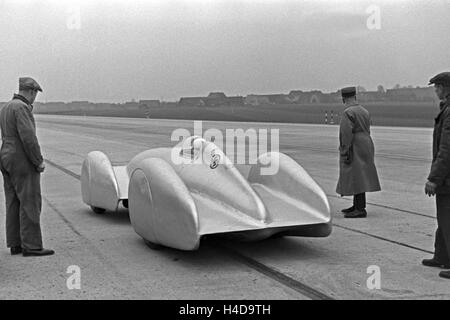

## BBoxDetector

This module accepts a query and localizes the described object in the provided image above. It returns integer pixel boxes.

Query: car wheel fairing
[81,151,120,211]
[144,239,163,250]
[90,206,106,214]
[248,152,331,232]
[128,158,200,251]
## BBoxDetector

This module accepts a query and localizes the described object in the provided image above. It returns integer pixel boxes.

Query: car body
[81,136,331,250]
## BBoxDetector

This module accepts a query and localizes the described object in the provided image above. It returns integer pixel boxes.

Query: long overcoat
[336,105,381,196]
[0,94,44,249]
[428,96,450,194]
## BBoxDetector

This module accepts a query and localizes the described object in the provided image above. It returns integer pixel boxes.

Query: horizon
[0,0,449,103]
[0,82,433,104]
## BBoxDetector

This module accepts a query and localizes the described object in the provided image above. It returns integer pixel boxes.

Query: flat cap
[428,72,450,86]
[341,86,356,98]
[19,77,42,92]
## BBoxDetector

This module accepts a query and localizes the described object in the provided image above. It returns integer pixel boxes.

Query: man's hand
[425,180,437,197]
[37,162,45,173]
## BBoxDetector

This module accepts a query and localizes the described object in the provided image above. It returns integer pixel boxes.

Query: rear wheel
[90,206,106,214]
[144,239,163,250]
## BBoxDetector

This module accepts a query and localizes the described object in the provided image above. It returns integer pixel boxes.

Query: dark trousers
[434,194,450,263]
[2,169,42,250]
[353,193,366,210]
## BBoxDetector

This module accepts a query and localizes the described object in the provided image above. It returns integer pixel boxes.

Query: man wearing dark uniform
[336,87,381,218]
[422,72,450,279]
[0,77,54,257]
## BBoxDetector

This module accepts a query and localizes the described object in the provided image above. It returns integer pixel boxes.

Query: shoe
[341,206,355,213]
[344,209,367,218]
[439,271,450,279]
[22,248,55,257]
[422,258,450,269]
[10,246,22,255]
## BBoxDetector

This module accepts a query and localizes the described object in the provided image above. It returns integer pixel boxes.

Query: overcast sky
[0,0,449,102]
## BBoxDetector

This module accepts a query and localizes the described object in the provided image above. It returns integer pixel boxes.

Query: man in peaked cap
[19,77,43,92]
[422,72,450,279]
[336,86,381,218]
[0,77,54,257]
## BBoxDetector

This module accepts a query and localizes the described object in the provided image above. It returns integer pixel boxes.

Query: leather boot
[422,258,450,269]
[22,248,55,257]
[341,206,355,213]
[344,209,367,218]
[10,246,22,255]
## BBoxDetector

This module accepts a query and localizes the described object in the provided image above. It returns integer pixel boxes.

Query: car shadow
[131,235,330,270]
[80,206,131,225]
[208,236,329,262]
[80,204,331,267]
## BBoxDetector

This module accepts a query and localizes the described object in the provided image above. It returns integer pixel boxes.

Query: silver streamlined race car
[81,136,331,250]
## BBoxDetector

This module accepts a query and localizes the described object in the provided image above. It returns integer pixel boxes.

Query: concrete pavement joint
[41,185,145,296]
[333,224,433,254]
[284,145,430,163]
[45,159,81,180]
[43,195,83,238]
[211,242,334,300]
[327,193,435,220]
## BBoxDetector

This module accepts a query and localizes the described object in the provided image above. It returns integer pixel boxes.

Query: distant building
[67,101,92,111]
[70,101,90,105]
[179,97,206,107]
[265,94,291,104]
[226,96,245,106]
[139,100,161,108]
[324,91,342,103]
[43,101,66,106]
[95,103,119,111]
[386,87,436,102]
[122,101,140,110]
[245,95,272,106]
[27,85,437,115]
[35,101,66,112]
[207,92,227,100]
[179,93,243,107]
[287,90,303,103]
[162,102,179,108]
[288,90,325,104]
[358,91,385,102]
[204,92,228,107]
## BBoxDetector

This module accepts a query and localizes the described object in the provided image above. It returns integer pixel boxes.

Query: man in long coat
[336,87,381,218]
[422,72,450,279]
[0,77,54,256]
